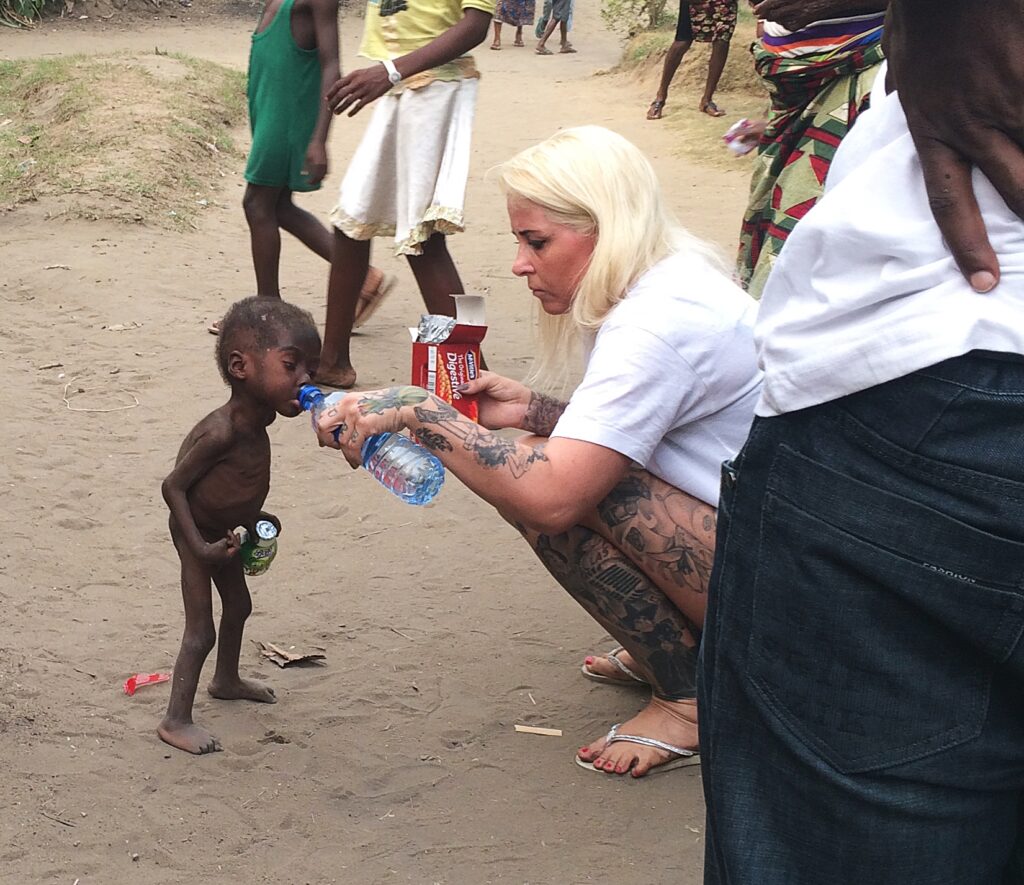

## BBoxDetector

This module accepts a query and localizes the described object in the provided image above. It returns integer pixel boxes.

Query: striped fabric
[761,12,885,58]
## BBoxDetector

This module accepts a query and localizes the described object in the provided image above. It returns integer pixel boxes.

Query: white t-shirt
[755,65,1024,417]
[551,251,762,506]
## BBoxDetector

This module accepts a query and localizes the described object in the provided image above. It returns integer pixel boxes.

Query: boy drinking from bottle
[159,297,321,755]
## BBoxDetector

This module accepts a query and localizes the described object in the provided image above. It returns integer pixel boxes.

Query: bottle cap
[255,519,278,541]
[298,384,323,411]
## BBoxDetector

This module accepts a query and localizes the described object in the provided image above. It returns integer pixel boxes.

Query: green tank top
[244,0,323,191]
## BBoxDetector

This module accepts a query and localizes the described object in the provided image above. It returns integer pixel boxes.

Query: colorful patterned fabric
[494,0,534,24]
[689,0,737,43]
[737,39,885,298]
[761,13,885,58]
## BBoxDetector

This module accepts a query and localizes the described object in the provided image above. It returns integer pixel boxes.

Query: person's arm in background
[886,0,1024,293]
[303,0,342,186]
[750,0,887,34]
[326,7,491,117]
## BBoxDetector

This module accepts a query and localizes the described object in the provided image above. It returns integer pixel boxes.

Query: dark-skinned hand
[327,64,393,117]
[886,0,1024,292]
[751,0,885,33]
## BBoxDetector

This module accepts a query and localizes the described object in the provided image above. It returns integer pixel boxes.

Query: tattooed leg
[585,466,715,626]
[573,466,714,683]
[525,524,700,699]
[521,521,700,775]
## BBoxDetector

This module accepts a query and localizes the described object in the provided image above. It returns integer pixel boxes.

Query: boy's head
[216,296,322,415]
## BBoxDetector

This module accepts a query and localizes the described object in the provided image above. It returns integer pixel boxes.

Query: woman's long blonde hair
[494,125,719,386]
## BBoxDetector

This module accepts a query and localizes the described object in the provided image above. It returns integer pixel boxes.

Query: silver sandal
[580,646,650,686]
[576,723,700,774]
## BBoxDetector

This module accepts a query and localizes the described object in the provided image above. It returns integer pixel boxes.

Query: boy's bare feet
[576,696,698,777]
[158,719,222,755]
[208,676,277,703]
[314,366,357,389]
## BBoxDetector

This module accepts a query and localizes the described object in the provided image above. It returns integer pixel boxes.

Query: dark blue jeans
[700,351,1024,885]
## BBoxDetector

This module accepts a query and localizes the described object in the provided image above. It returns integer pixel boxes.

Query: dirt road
[1,7,749,883]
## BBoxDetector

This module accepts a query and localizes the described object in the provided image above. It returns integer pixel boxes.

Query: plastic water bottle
[298,385,445,506]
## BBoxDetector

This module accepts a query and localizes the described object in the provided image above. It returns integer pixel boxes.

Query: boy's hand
[199,530,241,568]
[328,64,393,117]
[303,142,328,186]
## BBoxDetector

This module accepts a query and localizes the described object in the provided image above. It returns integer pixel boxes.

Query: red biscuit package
[411,294,487,421]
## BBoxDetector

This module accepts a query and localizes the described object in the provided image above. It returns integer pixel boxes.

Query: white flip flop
[580,646,650,687]
[575,723,700,776]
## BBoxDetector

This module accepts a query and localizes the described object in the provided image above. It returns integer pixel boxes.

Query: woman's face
[507,198,595,315]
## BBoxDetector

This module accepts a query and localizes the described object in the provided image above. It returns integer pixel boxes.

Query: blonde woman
[315,126,762,777]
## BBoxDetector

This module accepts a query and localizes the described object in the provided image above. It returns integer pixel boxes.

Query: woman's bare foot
[582,647,649,686]
[314,366,357,390]
[158,718,222,755]
[577,697,698,777]
[207,676,277,703]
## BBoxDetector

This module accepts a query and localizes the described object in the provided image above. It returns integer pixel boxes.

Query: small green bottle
[239,519,278,576]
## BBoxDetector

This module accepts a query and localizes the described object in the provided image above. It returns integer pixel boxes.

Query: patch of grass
[0,51,246,228]
[613,10,768,171]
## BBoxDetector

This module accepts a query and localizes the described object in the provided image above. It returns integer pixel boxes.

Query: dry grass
[0,51,246,227]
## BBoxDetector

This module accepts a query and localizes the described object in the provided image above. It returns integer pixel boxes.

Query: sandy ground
[0,7,750,883]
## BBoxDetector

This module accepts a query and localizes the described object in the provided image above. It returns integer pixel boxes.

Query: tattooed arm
[316,387,631,534]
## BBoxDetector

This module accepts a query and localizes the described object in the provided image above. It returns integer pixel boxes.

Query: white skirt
[330,77,479,256]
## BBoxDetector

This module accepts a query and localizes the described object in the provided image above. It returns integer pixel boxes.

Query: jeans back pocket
[746,445,1024,774]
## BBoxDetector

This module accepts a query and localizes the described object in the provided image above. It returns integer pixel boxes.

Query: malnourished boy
[159,297,321,754]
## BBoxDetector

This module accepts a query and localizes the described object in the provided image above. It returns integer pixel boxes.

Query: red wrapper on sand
[124,672,171,696]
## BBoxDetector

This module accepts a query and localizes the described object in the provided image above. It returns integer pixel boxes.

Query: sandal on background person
[647,98,666,120]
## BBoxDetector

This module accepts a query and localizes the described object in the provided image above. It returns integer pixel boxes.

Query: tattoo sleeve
[521,391,567,436]
[358,386,429,415]
[413,400,549,479]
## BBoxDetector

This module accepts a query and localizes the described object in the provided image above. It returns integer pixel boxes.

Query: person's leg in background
[698,38,730,116]
[319,230,371,389]
[695,0,735,116]
[648,0,693,120]
[701,354,1024,884]
[242,183,286,298]
[405,232,461,318]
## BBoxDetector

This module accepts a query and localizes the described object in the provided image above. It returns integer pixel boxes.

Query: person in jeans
[700,0,1024,881]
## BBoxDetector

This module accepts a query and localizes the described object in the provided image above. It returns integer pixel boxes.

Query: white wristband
[381,58,402,86]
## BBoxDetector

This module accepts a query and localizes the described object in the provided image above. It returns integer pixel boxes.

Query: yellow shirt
[359,0,495,69]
